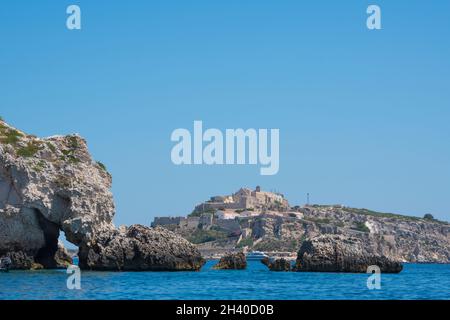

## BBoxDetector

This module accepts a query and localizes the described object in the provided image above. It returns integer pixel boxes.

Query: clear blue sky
[1,0,449,226]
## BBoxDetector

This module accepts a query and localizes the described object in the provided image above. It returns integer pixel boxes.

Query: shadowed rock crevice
[34,208,60,268]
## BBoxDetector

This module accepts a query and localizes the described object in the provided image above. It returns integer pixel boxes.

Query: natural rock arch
[0,119,204,271]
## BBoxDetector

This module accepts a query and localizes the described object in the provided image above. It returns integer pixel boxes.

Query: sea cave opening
[34,208,60,268]
[33,208,78,268]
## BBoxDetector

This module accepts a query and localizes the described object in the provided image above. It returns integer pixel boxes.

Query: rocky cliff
[0,119,204,270]
[297,206,449,263]
[170,206,449,263]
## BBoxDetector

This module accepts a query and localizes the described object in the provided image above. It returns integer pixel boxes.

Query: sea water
[0,261,449,300]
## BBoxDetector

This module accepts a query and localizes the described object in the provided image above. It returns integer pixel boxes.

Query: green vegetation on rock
[60,137,81,164]
[344,207,422,221]
[67,136,79,149]
[96,161,107,172]
[46,142,57,153]
[351,221,370,233]
[33,160,47,172]
[189,208,216,217]
[17,141,42,158]
[236,237,254,248]
[253,238,295,252]
[186,228,229,244]
[0,125,23,145]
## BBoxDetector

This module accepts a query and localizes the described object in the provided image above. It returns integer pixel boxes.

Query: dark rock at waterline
[79,225,205,271]
[261,257,292,271]
[2,243,73,270]
[55,242,73,268]
[295,235,403,273]
[213,252,247,270]
[0,256,12,271]
[1,251,34,270]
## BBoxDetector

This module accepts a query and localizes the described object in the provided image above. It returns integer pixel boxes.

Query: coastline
[1,262,449,300]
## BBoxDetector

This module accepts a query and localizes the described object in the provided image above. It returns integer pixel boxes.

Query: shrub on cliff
[17,141,42,157]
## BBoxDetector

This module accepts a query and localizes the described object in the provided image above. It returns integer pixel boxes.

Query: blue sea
[1,261,449,300]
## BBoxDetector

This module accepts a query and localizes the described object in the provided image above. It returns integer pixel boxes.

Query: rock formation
[80,225,205,271]
[213,252,247,270]
[261,257,292,271]
[54,241,73,268]
[0,119,204,271]
[171,204,449,263]
[295,234,403,273]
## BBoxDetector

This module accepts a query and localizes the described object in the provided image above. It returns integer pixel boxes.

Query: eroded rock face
[261,257,292,271]
[0,119,204,271]
[2,251,34,270]
[295,234,403,273]
[213,252,247,270]
[79,225,205,271]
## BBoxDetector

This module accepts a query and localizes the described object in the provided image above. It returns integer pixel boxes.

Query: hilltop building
[151,186,297,233]
[193,186,289,214]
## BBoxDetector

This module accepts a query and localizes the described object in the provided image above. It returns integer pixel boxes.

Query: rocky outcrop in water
[213,252,247,270]
[80,225,205,271]
[295,234,403,273]
[0,119,204,271]
[261,257,292,271]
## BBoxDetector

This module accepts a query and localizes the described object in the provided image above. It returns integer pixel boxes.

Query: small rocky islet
[262,257,292,272]
[0,119,445,273]
[212,252,247,270]
[260,234,402,273]
[294,234,403,273]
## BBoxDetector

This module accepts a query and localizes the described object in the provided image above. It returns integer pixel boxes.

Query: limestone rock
[55,241,73,268]
[79,225,205,271]
[261,257,292,271]
[2,251,34,270]
[295,234,403,273]
[213,252,247,270]
[0,119,204,271]
[172,205,449,264]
